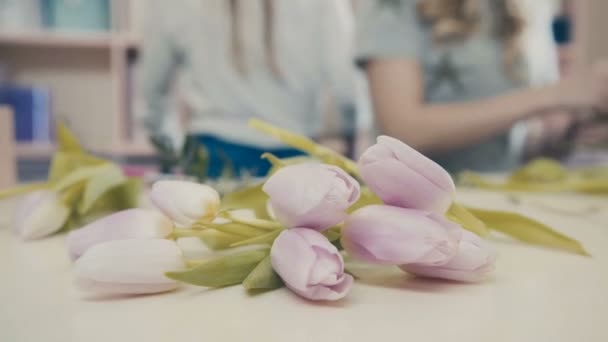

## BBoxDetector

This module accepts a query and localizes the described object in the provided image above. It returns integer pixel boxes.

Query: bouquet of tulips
[59,120,589,302]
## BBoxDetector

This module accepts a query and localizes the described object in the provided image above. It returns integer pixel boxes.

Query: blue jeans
[191,134,304,178]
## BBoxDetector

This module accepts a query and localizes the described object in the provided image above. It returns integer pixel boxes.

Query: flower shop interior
[1,1,608,342]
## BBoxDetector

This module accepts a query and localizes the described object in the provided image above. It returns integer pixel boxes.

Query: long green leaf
[166,249,269,288]
[465,207,589,255]
[242,256,283,291]
[446,203,490,237]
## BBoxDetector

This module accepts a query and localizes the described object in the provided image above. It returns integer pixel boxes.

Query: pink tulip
[66,208,174,261]
[342,205,461,266]
[358,136,455,213]
[401,230,496,282]
[13,190,70,240]
[150,180,220,228]
[271,228,353,301]
[74,239,185,295]
[263,163,360,231]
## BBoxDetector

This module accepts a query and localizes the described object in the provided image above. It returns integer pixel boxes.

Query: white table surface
[1,189,608,342]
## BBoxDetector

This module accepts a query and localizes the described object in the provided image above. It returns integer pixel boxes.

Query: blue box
[42,0,110,32]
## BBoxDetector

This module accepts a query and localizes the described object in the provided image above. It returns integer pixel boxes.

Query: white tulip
[74,239,185,295]
[13,190,70,240]
[66,208,174,261]
[150,180,220,228]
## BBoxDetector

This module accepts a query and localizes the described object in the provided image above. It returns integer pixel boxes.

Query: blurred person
[140,0,356,177]
[356,0,608,173]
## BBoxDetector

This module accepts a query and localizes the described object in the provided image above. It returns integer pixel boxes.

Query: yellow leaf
[465,207,589,256]
[249,119,359,176]
[56,122,83,153]
[446,203,490,237]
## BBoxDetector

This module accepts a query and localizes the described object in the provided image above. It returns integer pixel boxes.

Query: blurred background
[0,0,607,186]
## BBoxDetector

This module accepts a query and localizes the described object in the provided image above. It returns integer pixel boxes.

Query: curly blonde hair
[416,0,525,76]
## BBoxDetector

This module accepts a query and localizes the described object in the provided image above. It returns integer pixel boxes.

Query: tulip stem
[170,229,209,239]
[219,212,283,231]
[185,259,206,268]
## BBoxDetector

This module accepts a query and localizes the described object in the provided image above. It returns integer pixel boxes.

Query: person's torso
[398,0,531,172]
[164,0,352,146]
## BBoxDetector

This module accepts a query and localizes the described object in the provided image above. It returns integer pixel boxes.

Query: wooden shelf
[15,143,55,158]
[0,31,114,49]
[95,142,155,157]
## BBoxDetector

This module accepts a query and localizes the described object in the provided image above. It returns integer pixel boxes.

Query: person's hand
[555,60,608,111]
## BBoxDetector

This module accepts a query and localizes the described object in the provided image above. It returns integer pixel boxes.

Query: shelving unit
[1,0,151,159]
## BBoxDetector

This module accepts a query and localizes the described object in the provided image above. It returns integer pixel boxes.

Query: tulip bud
[401,230,496,282]
[66,208,174,261]
[13,190,70,240]
[271,228,353,301]
[342,205,461,266]
[263,163,360,231]
[74,239,185,295]
[150,180,220,228]
[358,136,455,213]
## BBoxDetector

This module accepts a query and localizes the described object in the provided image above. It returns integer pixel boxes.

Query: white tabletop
[1,189,608,342]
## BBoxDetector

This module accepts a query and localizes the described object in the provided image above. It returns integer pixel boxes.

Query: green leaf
[166,249,269,288]
[48,152,105,182]
[78,164,127,214]
[229,229,283,248]
[220,183,270,219]
[242,256,283,291]
[52,163,115,192]
[446,203,490,237]
[84,178,140,214]
[56,122,84,153]
[60,182,86,208]
[249,119,359,176]
[465,207,589,256]
[198,230,246,250]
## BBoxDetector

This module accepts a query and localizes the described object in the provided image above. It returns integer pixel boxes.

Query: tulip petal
[74,239,184,295]
[264,163,336,217]
[342,205,461,265]
[14,190,70,240]
[66,208,174,261]
[271,229,353,301]
[264,163,360,230]
[376,136,455,193]
[150,180,220,228]
[271,230,317,291]
[401,230,496,282]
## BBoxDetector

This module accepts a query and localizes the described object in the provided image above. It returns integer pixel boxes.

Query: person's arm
[139,2,180,141]
[366,58,559,153]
